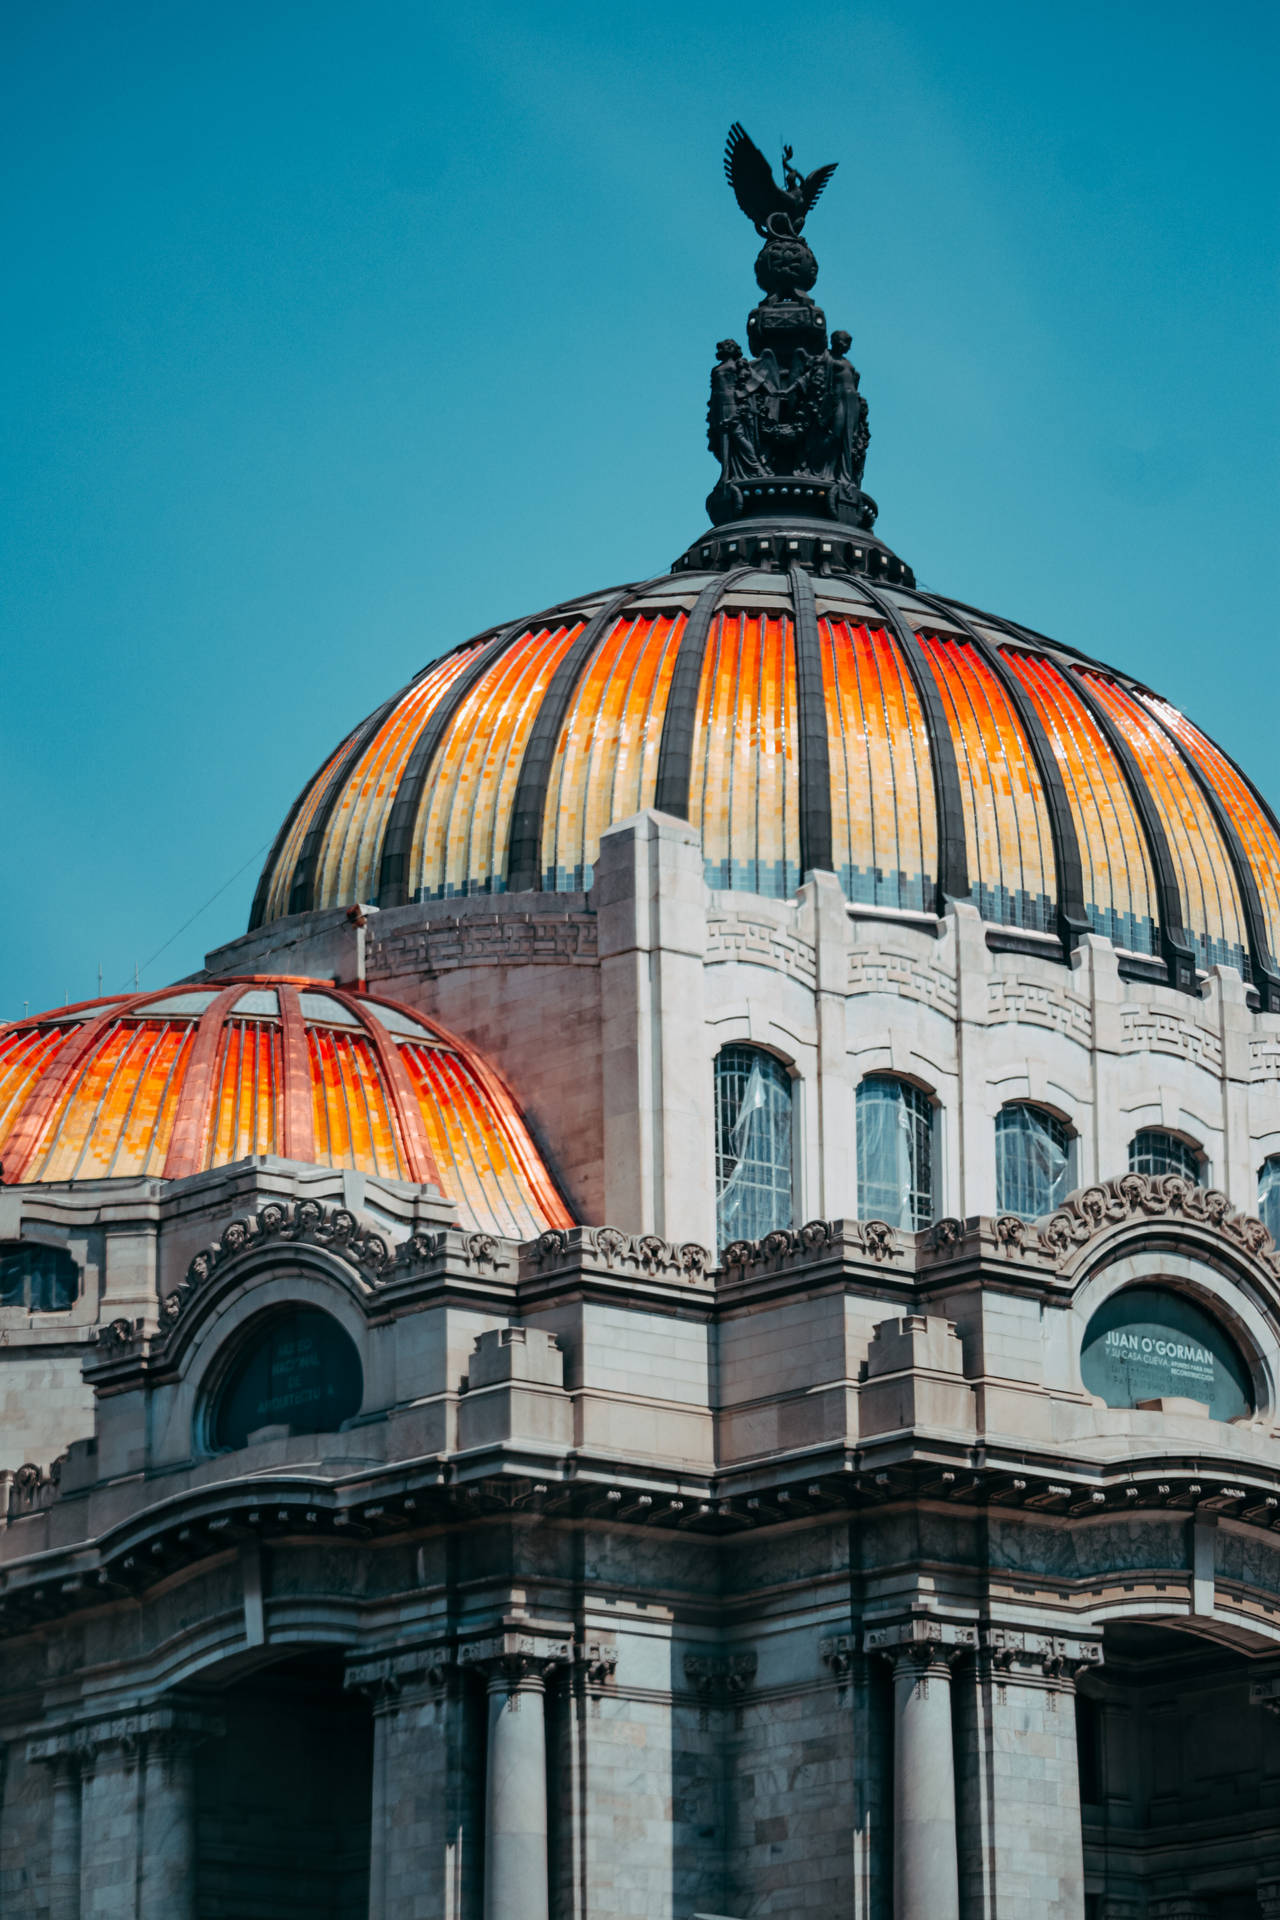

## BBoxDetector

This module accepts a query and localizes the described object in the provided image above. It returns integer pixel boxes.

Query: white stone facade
[1,813,1279,1915]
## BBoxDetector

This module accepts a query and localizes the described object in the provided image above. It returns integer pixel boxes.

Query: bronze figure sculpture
[707,126,875,533]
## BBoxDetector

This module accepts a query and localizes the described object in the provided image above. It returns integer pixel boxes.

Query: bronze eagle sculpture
[724,123,838,238]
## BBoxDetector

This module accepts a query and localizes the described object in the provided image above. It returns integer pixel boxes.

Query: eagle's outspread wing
[725,122,785,233]
[801,162,838,218]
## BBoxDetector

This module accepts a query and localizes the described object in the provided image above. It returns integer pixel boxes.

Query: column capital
[1250,1674,1280,1715]
[864,1615,976,1671]
[1256,1880,1280,1920]
[345,1645,453,1707]
[27,1704,222,1769]
[980,1627,1104,1686]
[460,1629,573,1690]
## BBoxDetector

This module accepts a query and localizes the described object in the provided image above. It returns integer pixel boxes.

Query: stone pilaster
[138,1724,208,1920]
[346,1647,476,1920]
[47,1753,80,1920]
[28,1706,219,1920]
[460,1631,571,1920]
[595,810,712,1248]
[955,1631,1099,1920]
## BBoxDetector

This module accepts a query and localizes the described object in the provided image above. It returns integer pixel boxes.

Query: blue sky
[2,0,1276,1017]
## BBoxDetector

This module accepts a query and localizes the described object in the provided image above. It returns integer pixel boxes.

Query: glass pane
[213,1307,363,1450]
[366,1001,436,1040]
[996,1105,1073,1219]
[0,1243,79,1312]
[714,1046,793,1248]
[1128,1130,1201,1184]
[297,992,361,1028]
[133,990,218,1017]
[856,1077,934,1229]
[231,988,280,1017]
[1260,1157,1280,1242]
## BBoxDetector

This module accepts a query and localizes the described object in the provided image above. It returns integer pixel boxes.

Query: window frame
[995,1101,1077,1221]
[855,1072,938,1231]
[713,1043,797,1250]
[1127,1128,1204,1186]
[1259,1155,1280,1242]
[0,1241,81,1314]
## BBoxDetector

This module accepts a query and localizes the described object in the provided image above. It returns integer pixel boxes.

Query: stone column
[461,1632,569,1920]
[78,1727,142,1919]
[347,1648,477,1920]
[47,1754,81,1920]
[956,1634,1097,1920]
[29,1706,219,1920]
[138,1725,207,1920]
[889,1646,960,1920]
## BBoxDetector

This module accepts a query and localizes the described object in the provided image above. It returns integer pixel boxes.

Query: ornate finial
[708,125,876,534]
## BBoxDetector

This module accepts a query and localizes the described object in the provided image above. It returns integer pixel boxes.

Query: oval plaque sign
[213,1307,363,1451]
[1081,1286,1252,1420]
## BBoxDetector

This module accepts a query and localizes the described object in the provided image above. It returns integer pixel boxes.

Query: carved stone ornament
[528,1225,709,1284]
[981,1628,1103,1681]
[820,1634,856,1680]
[862,1617,978,1664]
[718,1217,900,1274]
[459,1631,573,1691]
[683,1650,758,1704]
[164,1199,394,1326]
[345,1648,451,1705]
[27,1706,223,1769]
[997,1172,1277,1273]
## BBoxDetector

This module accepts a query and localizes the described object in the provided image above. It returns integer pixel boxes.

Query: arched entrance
[1079,1621,1280,1916]
[194,1651,372,1918]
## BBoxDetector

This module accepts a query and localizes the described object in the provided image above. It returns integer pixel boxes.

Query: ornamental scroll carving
[719,1217,901,1273]
[164,1199,394,1327]
[528,1226,710,1285]
[996,1173,1276,1273]
[167,1205,519,1331]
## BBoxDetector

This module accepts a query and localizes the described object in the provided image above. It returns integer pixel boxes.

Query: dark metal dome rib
[249,561,1280,1005]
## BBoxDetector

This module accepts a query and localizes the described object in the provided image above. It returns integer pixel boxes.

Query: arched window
[995,1104,1074,1219]
[0,1243,79,1312]
[210,1306,363,1452]
[1260,1156,1280,1241]
[856,1076,935,1230]
[714,1045,793,1248]
[1128,1130,1202,1185]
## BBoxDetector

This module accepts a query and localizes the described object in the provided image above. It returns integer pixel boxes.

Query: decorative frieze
[27,1706,222,1767]
[995,1171,1275,1273]
[706,914,816,985]
[981,1627,1102,1681]
[165,1199,394,1328]
[371,910,598,978]
[987,975,1091,1044]
[848,948,956,1016]
[719,1215,900,1273]
[526,1224,710,1285]
[1250,1038,1280,1082]
[1119,1006,1222,1072]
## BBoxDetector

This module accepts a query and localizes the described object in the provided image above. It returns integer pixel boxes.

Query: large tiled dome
[250,561,1280,999]
[0,977,570,1238]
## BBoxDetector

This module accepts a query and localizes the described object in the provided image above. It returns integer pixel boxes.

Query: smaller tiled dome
[0,977,570,1241]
